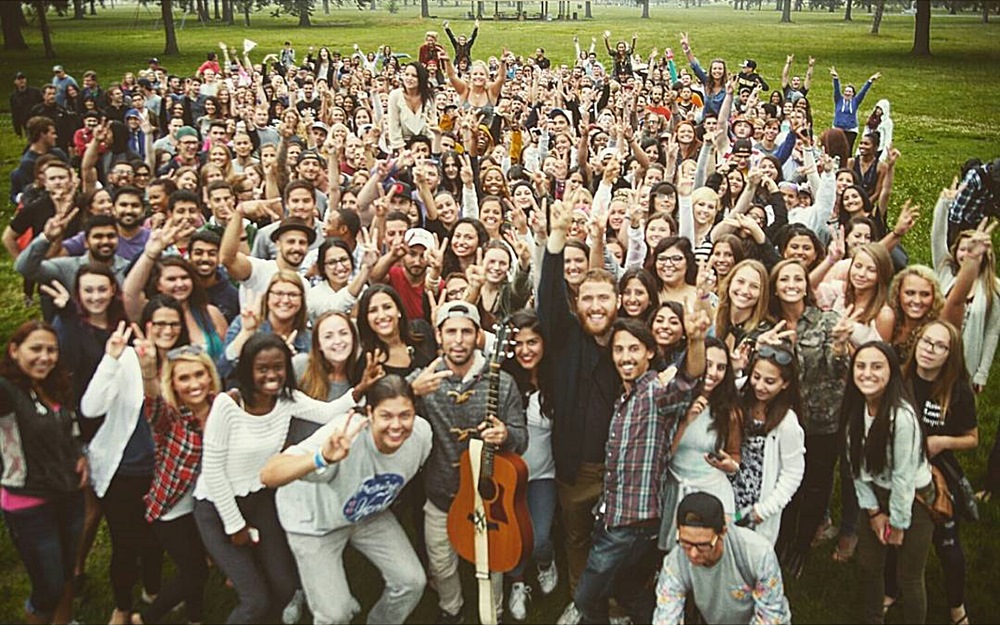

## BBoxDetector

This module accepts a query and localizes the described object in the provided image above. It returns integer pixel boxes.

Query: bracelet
[868,509,884,519]
[314,449,329,470]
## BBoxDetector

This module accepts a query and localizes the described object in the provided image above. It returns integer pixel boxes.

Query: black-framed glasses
[324,256,352,268]
[757,344,794,366]
[166,344,205,361]
[918,335,950,355]
[675,532,720,554]
[656,254,686,266]
[150,320,183,330]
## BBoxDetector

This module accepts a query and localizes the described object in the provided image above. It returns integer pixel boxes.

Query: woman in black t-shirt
[900,320,977,625]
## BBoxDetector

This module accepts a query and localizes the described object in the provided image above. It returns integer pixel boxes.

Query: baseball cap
[778,181,799,193]
[310,121,329,133]
[742,59,757,70]
[436,300,481,329]
[269,218,318,244]
[125,108,142,120]
[548,107,571,122]
[15,71,26,79]
[175,126,199,140]
[676,492,725,533]
[732,138,753,156]
[298,149,327,167]
[405,228,435,250]
[52,65,64,73]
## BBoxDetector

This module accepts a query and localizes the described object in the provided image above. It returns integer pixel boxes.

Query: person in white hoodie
[261,375,431,624]
[863,98,894,163]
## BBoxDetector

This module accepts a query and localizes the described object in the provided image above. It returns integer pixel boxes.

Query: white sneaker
[537,561,559,595]
[609,616,634,625]
[282,588,306,624]
[556,601,582,625]
[508,582,531,621]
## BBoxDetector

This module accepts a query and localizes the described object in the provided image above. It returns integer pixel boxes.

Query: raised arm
[220,206,253,281]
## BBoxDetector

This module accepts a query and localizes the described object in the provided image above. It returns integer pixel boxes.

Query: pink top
[1,488,47,511]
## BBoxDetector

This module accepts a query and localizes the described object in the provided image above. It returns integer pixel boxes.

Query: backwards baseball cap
[742,59,757,70]
[676,492,725,533]
[778,181,799,194]
[731,138,753,156]
[405,228,435,251]
[436,300,481,329]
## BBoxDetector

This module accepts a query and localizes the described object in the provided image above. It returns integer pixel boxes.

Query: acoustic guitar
[447,322,533,623]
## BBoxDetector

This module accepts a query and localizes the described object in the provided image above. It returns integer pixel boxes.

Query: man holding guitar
[408,300,527,624]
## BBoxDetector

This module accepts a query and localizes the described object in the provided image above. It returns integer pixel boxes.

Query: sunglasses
[756,344,794,366]
[167,344,205,361]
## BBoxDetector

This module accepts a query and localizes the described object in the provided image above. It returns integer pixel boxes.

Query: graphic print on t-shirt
[342,473,405,522]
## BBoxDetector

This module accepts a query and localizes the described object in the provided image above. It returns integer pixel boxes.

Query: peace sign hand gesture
[42,205,80,242]
[831,304,863,349]
[356,350,386,396]
[105,320,134,360]
[756,319,797,347]
[411,357,454,397]
[320,409,370,465]
[39,280,71,310]
[241,290,263,334]
[465,248,486,292]
[357,227,380,270]
[132,323,158,378]
[503,230,531,271]
[425,233,448,274]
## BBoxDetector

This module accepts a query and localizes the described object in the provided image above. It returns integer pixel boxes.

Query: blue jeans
[510,478,557,579]
[3,491,84,619]
[573,517,661,624]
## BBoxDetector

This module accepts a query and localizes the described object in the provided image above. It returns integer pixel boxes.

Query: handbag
[916,465,953,524]
[939,460,980,522]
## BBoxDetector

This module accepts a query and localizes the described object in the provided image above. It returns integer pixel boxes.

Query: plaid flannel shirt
[949,166,995,229]
[143,394,210,523]
[604,368,699,529]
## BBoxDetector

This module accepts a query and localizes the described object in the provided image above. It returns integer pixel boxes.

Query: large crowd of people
[3,19,999,625]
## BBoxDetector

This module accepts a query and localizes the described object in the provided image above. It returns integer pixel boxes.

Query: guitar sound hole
[478,478,496,501]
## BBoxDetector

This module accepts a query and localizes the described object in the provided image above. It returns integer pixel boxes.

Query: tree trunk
[35,2,55,58]
[224,0,234,23]
[844,0,852,20]
[871,0,884,33]
[0,1,28,49]
[90,0,97,14]
[162,0,180,55]
[214,0,220,19]
[421,0,429,16]
[298,8,311,25]
[911,0,930,55]
[244,0,251,26]
[781,0,791,21]
[983,2,989,22]
[73,0,86,19]
[948,1,956,15]
[641,0,649,18]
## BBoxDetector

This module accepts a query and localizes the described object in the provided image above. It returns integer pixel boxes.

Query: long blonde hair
[902,320,968,422]
[161,352,221,410]
[845,243,893,326]
[945,229,1000,319]
[715,259,770,342]
[889,264,945,355]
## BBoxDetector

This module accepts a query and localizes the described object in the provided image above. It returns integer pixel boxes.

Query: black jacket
[10,86,43,137]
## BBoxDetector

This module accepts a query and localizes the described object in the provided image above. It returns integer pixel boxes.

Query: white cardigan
[80,350,145,498]
[752,409,806,545]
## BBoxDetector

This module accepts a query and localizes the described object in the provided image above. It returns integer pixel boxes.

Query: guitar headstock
[490,317,518,366]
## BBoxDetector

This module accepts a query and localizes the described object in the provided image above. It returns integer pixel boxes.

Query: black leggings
[144,513,208,623]
[779,432,841,554]
[99,474,163,611]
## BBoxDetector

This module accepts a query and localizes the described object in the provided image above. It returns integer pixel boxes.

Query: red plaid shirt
[142,394,211,522]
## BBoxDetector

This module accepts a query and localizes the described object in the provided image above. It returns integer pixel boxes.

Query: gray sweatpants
[287,510,425,624]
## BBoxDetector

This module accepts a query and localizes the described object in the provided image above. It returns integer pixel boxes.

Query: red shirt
[387,265,427,322]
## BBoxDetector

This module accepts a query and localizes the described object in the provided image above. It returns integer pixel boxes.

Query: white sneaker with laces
[556,601,582,625]
[537,561,559,595]
[282,588,306,624]
[508,581,531,621]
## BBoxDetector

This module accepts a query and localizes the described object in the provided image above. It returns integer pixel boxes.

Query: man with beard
[16,213,130,321]
[188,229,239,322]
[62,186,150,261]
[221,185,315,307]
[567,313,708,624]
[4,160,75,257]
[252,176,325,260]
[371,227,434,322]
[406,301,527,624]
[536,198,622,622]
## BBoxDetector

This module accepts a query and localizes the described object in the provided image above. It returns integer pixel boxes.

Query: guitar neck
[482,361,501,479]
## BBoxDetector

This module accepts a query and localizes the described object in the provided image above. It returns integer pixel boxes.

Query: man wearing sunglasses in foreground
[653,491,791,625]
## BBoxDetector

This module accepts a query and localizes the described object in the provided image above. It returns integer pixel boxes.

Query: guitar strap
[467,438,497,625]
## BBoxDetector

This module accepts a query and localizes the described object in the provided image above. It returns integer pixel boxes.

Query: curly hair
[888,264,945,357]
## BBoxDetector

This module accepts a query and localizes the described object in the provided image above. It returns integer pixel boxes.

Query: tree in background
[162,0,179,54]
[271,0,315,26]
[870,0,884,33]
[912,0,930,55]
[1,1,28,49]
[781,0,791,22]
[34,1,55,57]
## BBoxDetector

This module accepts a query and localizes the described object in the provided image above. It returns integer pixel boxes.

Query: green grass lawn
[0,3,998,623]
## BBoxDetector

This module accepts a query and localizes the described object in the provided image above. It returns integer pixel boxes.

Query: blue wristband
[314,450,329,470]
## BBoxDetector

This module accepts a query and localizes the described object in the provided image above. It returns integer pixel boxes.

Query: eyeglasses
[445,287,468,299]
[324,257,352,267]
[269,290,303,300]
[167,344,205,361]
[675,533,720,554]
[656,254,686,266]
[150,320,183,330]
[757,344,794,365]
[918,335,950,355]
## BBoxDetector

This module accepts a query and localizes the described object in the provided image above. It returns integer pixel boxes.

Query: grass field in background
[0,3,998,622]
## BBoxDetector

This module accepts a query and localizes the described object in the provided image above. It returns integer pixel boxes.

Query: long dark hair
[74,263,127,328]
[647,236,697,290]
[140,294,191,349]
[357,284,422,354]
[617,267,659,322]
[404,61,435,109]
[442,218,488,277]
[740,341,803,435]
[502,309,554,419]
[843,341,919,477]
[0,321,72,406]
[703,336,740,453]
[236,333,297,403]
